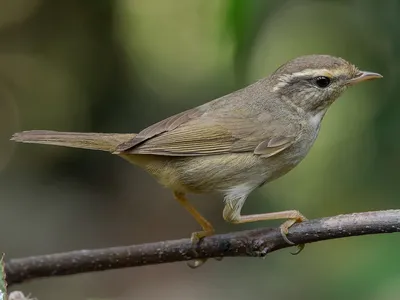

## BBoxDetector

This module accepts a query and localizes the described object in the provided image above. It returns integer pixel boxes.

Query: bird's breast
[261,121,321,183]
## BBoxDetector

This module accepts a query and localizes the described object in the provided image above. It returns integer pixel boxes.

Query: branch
[5,209,400,286]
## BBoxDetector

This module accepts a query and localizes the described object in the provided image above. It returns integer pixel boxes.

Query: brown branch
[5,209,400,286]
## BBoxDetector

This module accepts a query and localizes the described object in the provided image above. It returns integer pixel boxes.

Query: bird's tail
[11,130,136,152]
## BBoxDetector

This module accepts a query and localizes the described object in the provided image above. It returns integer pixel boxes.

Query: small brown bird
[11,55,382,265]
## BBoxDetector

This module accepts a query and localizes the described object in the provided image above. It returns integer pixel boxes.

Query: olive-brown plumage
[11,54,382,267]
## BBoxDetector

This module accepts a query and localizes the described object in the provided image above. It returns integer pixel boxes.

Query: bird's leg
[174,192,215,268]
[174,191,215,242]
[223,201,307,254]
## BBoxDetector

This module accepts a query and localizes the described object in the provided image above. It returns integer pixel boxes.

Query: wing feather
[116,105,300,157]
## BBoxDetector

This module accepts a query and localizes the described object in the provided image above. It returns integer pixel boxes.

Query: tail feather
[11,130,136,152]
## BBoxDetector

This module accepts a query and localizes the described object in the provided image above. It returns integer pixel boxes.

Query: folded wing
[116,107,300,157]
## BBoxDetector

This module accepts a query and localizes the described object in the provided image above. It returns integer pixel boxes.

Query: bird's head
[270,54,382,115]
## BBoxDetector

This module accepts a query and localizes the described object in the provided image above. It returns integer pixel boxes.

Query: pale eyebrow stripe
[272,68,341,92]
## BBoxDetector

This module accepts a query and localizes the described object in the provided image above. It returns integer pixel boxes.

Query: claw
[290,244,305,255]
[280,226,295,245]
[187,258,207,268]
[187,256,223,268]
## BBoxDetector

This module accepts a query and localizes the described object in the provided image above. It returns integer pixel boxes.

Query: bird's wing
[116,106,301,157]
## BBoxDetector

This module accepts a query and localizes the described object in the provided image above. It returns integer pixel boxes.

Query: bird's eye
[314,76,331,88]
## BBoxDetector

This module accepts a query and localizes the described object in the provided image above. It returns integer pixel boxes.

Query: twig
[5,209,400,286]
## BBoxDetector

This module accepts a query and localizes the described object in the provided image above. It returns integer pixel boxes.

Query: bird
[11,54,382,267]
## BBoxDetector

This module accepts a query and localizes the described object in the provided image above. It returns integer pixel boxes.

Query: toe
[190,233,201,244]
[190,230,214,244]
[280,226,295,245]
[187,259,207,268]
[290,244,305,255]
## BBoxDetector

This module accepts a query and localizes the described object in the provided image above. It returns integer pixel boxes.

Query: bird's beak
[347,71,383,86]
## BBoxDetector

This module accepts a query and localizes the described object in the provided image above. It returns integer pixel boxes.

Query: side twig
[5,209,400,286]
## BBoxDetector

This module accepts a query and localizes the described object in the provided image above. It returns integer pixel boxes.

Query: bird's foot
[187,230,215,269]
[279,214,307,255]
[190,230,214,244]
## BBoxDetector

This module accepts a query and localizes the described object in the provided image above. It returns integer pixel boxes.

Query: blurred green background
[1,0,399,299]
